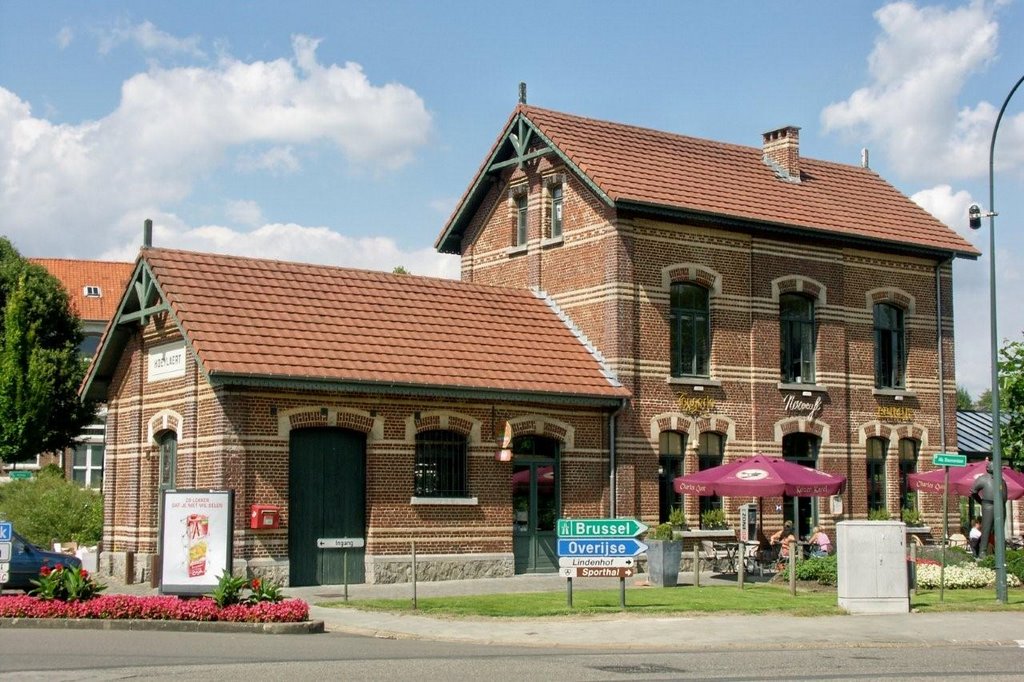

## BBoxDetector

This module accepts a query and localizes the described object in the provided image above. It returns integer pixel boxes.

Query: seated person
[968,518,982,557]
[770,521,796,558]
[809,526,832,557]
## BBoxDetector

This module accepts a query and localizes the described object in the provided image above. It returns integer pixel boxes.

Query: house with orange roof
[0,259,131,485]
[85,95,979,587]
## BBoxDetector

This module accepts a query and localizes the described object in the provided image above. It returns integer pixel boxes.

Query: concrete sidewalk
[109,572,1024,650]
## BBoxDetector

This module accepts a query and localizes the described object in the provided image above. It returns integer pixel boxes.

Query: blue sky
[1,0,1022,398]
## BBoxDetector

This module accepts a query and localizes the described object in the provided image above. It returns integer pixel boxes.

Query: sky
[0,0,1022,399]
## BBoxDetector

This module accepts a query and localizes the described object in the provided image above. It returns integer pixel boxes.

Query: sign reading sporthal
[556,519,648,579]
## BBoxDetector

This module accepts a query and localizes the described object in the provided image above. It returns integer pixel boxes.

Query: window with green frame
[874,303,906,388]
[658,431,686,524]
[549,185,563,238]
[698,432,724,521]
[898,437,918,510]
[670,283,710,377]
[780,293,815,383]
[515,194,528,246]
[158,432,177,490]
[866,437,887,513]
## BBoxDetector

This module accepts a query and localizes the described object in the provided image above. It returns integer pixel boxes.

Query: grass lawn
[321,584,845,618]
[320,584,1024,619]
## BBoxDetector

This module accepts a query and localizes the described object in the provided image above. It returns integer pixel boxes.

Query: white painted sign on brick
[148,342,186,382]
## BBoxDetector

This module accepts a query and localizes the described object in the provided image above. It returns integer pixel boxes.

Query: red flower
[81,569,89,579]
[54,563,64,572]
[251,578,261,589]
[40,566,51,577]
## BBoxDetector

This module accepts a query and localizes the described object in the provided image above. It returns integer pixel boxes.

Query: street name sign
[933,452,967,467]
[8,471,31,480]
[558,556,635,568]
[0,521,11,542]
[556,519,648,538]
[316,538,365,549]
[557,538,647,557]
[559,566,635,579]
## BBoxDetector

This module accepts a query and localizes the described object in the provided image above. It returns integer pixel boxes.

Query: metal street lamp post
[969,73,1024,603]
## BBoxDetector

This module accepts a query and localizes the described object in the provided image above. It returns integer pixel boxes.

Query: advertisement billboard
[159,489,234,595]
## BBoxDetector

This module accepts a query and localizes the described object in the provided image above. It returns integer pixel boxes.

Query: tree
[999,336,1024,470]
[0,238,96,464]
[976,389,992,411]
[392,266,410,275]
[956,385,974,410]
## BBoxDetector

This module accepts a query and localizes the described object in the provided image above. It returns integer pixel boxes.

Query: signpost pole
[619,577,626,610]
[693,543,700,588]
[343,551,349,603]
[566,577,573,608]
[940,466,948,603]
[412,540,418,611]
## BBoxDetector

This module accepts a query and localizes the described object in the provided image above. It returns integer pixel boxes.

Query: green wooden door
[289,427,366,586]
[511,436,559,574]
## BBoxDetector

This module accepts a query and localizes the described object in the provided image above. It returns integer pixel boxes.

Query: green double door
[511,436,560,574]
[289,428,366,586]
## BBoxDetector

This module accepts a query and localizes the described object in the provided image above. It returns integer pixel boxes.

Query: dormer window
[83,285,102,297]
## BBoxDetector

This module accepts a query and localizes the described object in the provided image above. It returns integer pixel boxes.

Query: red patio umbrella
[907,460,1024,500]
[673,454,846,497]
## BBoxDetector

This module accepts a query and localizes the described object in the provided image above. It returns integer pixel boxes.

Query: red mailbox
[249,504,280,530]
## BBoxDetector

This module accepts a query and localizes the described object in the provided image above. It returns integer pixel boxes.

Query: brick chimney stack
[762,126,801,181]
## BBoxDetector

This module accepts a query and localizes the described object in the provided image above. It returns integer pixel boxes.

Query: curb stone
[0,617,324,635]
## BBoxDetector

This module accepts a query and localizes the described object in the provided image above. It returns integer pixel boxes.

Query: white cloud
[96,20,205,58]
[0,34,432,258]
[56,27,74,50]
[236,145,300,174]
[225,199,264,227]
[820,1,1024,182]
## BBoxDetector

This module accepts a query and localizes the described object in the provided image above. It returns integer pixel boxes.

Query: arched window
[670,283,710,377]
[158,431,177,491]
[415,430,468,497]
[780,293,815,383]
[874,303,906,388]
[782,432,820,538]
[898,438,919,513]
[698,432,724,522]
[866,437,888,513]
[658,431,686,524]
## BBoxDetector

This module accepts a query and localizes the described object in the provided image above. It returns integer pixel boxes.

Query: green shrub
[978,549,1024,583]
[0,468,102,546]
[916,544,974,566]
[700,509,728,530]
[786,554,838,585]
[867,509,892,521]
[900,507,923,526]
[648,522,675,541]
[667,507,686,529]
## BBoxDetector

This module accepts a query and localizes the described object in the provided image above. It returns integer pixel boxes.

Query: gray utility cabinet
[836,520,909,614]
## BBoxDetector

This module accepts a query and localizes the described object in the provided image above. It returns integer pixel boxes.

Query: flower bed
[915,562,1022,590]
[0,594,309,622]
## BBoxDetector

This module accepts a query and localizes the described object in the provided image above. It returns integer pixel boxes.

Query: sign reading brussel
[556,518,648,538]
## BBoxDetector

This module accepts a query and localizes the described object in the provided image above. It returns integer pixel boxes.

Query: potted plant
[644,522,682,587]
[900,507,923,527]
[668,507,687,538]
[867,509,892,521]
[700,508,729,530]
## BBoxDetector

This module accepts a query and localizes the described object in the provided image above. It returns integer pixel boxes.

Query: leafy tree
[392,265,410,275]
[0,468,103,545]
[956,385,974,410]
[975,389,992,411]
[999,336,1024,469]
[0,238,96,463]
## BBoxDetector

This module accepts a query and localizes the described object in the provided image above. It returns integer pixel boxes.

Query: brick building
[87,101,981,586]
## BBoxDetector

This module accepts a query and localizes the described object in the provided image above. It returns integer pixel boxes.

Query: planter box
[645,539,682,587]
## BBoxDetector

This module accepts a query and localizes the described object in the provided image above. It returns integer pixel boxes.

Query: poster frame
[158,488,234,596]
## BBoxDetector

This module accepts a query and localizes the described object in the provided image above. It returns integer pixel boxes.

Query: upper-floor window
[515,195,528,246]
[874,303,906,388]
[866,437,887,513]
[780,294,815,383]
[72,442,104,489]
[83,285,102,297]
[549,185,563,238]
[414,429,468,497]
[658,431,686,524]
[78,333,102,359]
[670,283,710,377]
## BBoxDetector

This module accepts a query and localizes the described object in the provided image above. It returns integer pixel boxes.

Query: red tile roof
[30,258,134,322]
[139,248,627,401]
[438,105,979,258]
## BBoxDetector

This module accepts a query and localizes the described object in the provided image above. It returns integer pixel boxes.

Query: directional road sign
[559,566,635,579]
[556,518,648,538]
[8,471,31,480]
[0,561,8,572]
[558,556,635,568]
[316,537,365,549]
[0,570,8,584]
[0,542,10,562]
[932,452,967,467]
[557,538,647,558]
[0,521,11,542]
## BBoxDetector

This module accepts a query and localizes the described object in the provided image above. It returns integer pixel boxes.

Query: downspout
[608,398,627,518]
[935,256,952,455]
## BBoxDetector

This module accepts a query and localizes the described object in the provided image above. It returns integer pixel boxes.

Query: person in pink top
[809,526,832,557]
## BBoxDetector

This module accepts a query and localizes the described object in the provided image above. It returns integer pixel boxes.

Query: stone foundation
[100,550,156,585]
[366,552,514,584]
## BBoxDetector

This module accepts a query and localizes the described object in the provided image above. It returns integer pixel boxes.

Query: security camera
[968,204,982,230]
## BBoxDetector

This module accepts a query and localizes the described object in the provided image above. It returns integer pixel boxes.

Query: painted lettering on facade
[782,394,823,420]
[876,406,914,422]
[677,396,716,416]
[147,342,186,382]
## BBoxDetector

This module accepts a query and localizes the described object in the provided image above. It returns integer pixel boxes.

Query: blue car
[3,530,82,592]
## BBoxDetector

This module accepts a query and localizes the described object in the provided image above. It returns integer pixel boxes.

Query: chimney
[143,218,152,248]
[762,126,801,181]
